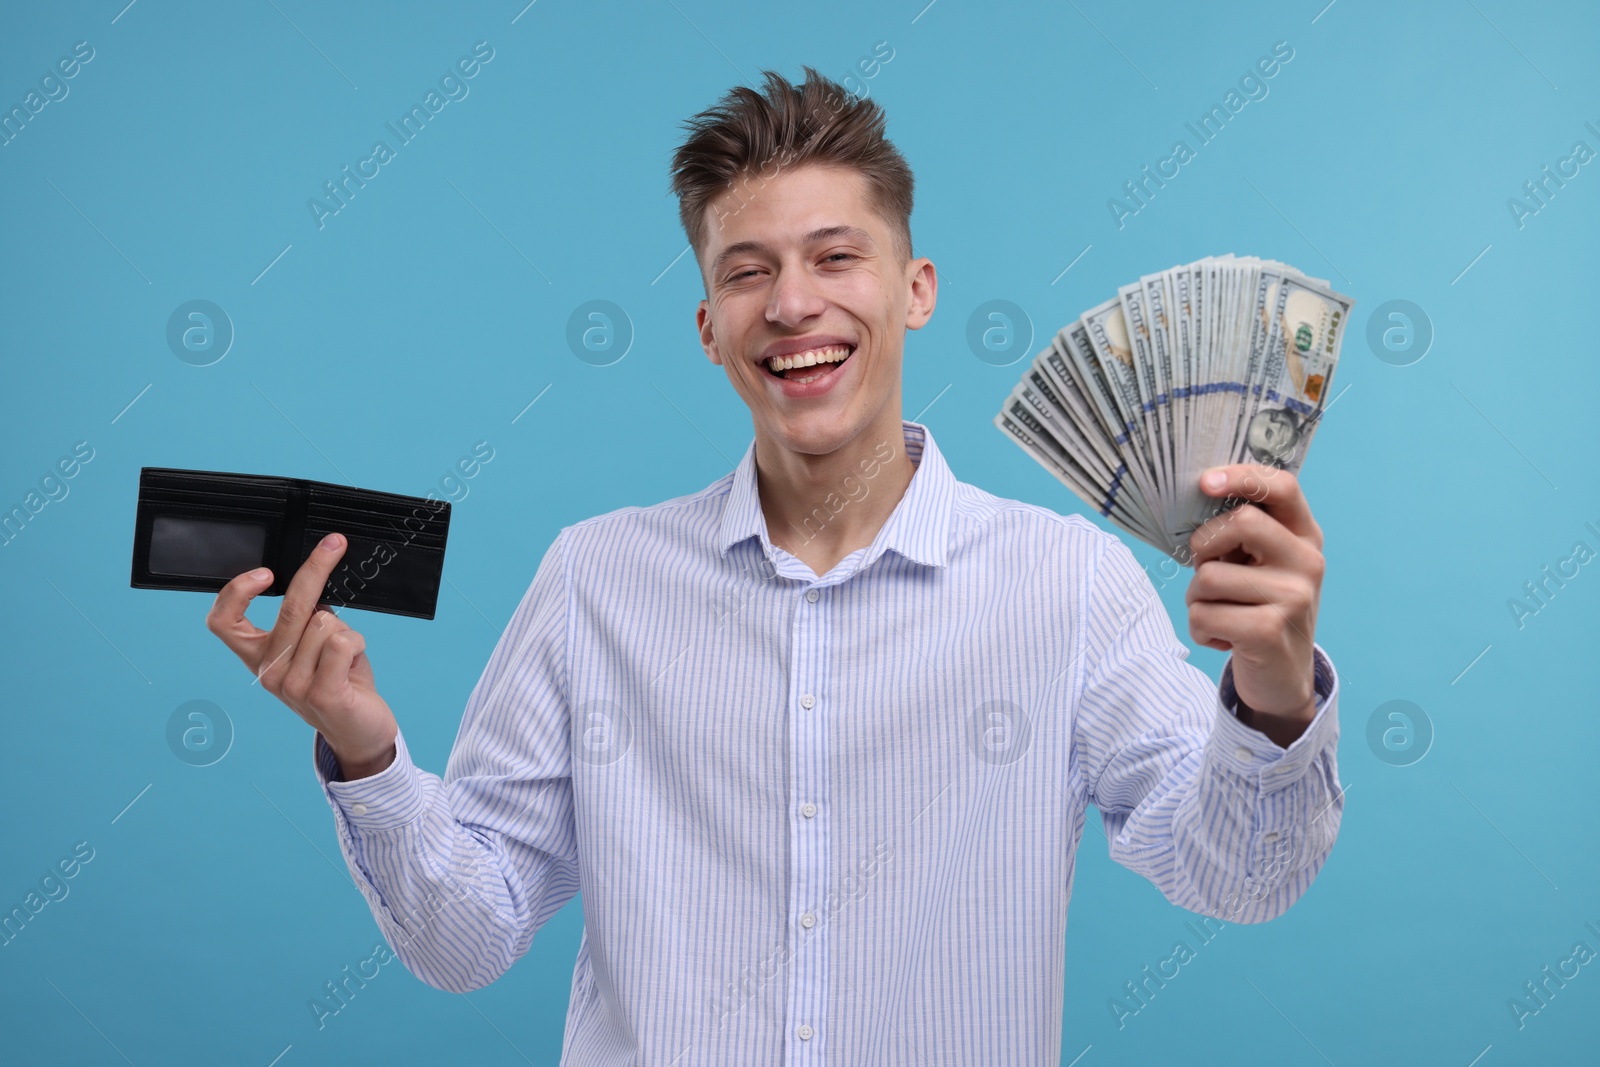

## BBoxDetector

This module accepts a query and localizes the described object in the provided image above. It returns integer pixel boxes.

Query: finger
[205,567,276,665]
[279,606,346,703]
[1192,580,1317,654]
[1189,600,1281,653]
[1199,464,1321,547]
[1186,560,1286,607]
[262,532,347,674]
[1190,559,1312,617]
[1188,499,1309,570]
[311,624,366,707]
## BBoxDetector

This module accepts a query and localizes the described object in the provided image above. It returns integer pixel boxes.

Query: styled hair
[668,66,915,274]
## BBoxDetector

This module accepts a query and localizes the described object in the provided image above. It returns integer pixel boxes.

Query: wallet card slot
[141,499,286,522]
[301,502,449,543]
[302,499,451,531]
[140,467,291,496]
[140,486,290,510]
[301,521,448,551]
[309,482,438,508]
[299,527,445,619]
[304,494,448,520]
[306,521,447,544]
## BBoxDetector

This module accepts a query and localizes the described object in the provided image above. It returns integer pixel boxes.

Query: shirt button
[797,1024,814,1040]
[350,802,368,816]
[800,693,815,709]
[800,911,817,928]
[801,802,817,818]
[1235,745,1253,760]
[805,588,819,602]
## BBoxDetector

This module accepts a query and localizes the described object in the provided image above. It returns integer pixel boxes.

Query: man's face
[1248,408,1300,467]
[695,163,935,457]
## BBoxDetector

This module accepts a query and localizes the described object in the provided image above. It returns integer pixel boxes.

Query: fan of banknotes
[994,254,1354,564]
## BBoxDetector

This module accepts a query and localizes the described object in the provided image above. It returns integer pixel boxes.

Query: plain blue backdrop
[2,1,1596,1064]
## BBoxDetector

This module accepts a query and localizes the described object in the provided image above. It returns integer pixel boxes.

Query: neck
[754,406,917,577]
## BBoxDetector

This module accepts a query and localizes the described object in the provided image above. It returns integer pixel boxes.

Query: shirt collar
[716,419,955,571]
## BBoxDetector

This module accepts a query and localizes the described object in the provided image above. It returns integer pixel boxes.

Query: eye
[824,252,857,264]
[726,268,761,282]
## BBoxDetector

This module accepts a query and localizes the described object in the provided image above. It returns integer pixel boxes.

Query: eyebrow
[709,225,876,278]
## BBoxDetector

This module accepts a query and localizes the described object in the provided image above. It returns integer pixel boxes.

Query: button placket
[784,584,829,1064]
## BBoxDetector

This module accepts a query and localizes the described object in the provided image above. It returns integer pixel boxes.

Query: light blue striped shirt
[314,418,1341,1066]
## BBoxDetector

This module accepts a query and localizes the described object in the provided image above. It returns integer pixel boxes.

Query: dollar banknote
[994,255,1353,564]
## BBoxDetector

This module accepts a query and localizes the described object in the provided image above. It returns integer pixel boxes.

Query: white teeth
[765,344,852,374]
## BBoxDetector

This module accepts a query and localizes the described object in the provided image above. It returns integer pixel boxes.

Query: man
[206,67,1340,1065]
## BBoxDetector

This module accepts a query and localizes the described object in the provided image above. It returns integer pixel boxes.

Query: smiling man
[694,152,926,577]
[206,67,1342,1065]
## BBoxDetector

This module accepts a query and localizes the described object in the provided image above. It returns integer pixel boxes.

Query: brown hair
[668,66,915,274]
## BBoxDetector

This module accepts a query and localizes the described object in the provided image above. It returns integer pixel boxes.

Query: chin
[769,409,869,456]
[774,423,846,456]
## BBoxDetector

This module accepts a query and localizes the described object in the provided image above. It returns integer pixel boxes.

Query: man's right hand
[206,532,399,780]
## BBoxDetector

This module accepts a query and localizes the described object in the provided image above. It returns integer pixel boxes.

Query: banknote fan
[994,255,1354,564]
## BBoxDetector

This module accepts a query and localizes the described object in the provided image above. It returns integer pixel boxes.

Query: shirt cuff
[313,728,427,831]
[1209,643,1338,783]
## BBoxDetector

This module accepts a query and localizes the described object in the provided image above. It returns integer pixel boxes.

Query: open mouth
[762,343,855,385]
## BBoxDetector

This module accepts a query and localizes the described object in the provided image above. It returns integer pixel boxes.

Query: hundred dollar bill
[1239,273,1349,470]
[995,254,1353,563]
[994,406,1160,543]
[1016,370,1130,505]
[1078,297,1165,519]
[1004,384,1156,534]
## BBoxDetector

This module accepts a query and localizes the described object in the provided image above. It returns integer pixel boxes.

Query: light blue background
[2,1,1596,1064]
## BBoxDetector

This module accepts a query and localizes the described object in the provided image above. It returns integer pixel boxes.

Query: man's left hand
[1185,464,1324,736]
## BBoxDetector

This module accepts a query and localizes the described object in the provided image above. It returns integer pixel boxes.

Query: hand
[1185,465,1324,736]
[205,532,398,779]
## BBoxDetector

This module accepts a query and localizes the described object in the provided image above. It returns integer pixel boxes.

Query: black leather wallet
[131,467,451,619]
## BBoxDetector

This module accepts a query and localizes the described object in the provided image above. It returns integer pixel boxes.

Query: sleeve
[312,527,581,991]
[1071,532,1343,924]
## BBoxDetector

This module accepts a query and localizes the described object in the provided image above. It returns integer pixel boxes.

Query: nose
[765,260,827,328]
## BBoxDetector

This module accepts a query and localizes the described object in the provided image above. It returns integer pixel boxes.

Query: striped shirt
[314,418,1342,1066]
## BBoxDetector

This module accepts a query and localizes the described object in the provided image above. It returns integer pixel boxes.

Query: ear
[903,257,938,331]
[697,299,723,366]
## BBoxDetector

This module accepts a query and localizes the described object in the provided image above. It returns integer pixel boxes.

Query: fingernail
[1202,469,1227,491]
[250,567,270,580]
[321,533,342,551]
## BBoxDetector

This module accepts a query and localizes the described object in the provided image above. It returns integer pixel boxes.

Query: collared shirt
[315,418,1342,1066]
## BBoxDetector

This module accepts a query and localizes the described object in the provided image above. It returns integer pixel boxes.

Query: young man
[206,67,1340,1065]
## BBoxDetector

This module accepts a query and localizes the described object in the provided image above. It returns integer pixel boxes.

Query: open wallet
[131,466,451,619]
